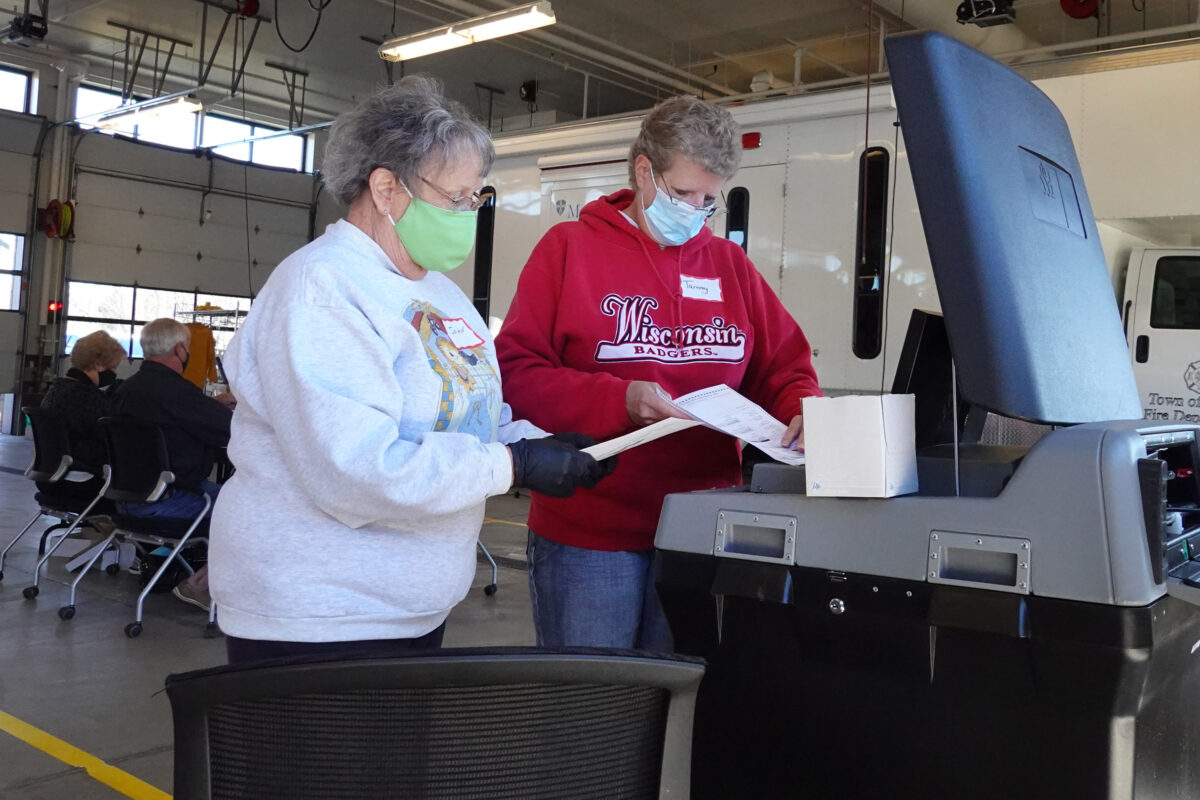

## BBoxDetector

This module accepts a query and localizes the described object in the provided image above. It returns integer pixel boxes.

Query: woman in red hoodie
[495,95,821,651]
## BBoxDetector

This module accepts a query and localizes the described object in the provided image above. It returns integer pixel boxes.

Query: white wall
[1038,59,1200,222]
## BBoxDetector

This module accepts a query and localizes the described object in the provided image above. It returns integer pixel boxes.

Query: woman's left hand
[780,414,804,450]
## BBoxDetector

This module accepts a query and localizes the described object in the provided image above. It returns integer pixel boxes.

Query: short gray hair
[141,318,189,359]
[628,95,742,186]
[70,330,126,370]
[321,75,495,206]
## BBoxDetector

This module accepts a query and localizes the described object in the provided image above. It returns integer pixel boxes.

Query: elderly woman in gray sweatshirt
[209,76,612,663]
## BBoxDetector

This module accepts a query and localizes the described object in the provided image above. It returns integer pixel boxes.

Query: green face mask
[388,184,478,273]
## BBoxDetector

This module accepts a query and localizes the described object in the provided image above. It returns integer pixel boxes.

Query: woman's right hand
[626,381,686,427]
[508,437,611,498]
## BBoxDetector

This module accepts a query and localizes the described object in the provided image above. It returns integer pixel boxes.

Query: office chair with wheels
[477,540,498,595]
[166,647,705,800]
[2,407,114,599]
[99,417,216,638]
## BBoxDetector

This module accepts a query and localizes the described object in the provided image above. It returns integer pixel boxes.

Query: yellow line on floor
[483,517,528,528]
[0,709,171,800]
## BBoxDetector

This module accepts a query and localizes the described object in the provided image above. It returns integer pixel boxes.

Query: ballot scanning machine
[654,31,1200,800]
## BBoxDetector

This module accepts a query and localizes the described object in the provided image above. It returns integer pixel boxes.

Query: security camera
[956,0,1015,26]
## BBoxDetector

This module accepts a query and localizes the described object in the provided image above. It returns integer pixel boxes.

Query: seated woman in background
[40,330,126,484]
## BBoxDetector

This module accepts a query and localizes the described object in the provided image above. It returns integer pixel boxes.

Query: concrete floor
[0,433,537,799]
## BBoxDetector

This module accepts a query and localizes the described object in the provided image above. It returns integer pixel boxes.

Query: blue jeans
[117,480,220,522]
[527,531,673,653]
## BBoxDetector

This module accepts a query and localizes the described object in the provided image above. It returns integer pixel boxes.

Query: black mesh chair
[1,407,114,603]
[99,416,215,638]
[166,647,705,800]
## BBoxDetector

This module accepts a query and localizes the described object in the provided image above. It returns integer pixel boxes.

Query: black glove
[509,436,609,498]
[549,432,618,478]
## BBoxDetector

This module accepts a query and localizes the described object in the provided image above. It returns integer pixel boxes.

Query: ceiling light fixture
[80,89,204,129]
[378,1,556,62]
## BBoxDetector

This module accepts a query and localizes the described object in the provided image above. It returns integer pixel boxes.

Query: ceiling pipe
[872,0,1041,55]
[366,0,670,103]
[1000,20,1200,61]
[526,12,738,96]
[395,0,737,97]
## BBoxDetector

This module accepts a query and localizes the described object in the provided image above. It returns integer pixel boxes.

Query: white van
[1124,248,1200,421]
[464,45,1200,421]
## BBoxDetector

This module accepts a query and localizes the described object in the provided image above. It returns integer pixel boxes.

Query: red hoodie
[496,190,821,551]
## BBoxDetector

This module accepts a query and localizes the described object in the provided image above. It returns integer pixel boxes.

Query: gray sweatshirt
[209,219,544,642]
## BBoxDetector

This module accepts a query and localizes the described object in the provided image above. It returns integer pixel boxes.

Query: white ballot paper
[670,384,805,465]
[581,384,805,465]
[582,417,701,461]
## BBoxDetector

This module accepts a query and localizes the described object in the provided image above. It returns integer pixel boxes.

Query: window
[74,86,308,171]
[472,186,496,320]
[203,114,307,171]
[0,233,24,311]
[195,292,252,353]
[0,65,32,114]
[135,287,197,322]
[1150,257,1200,329]
[136,107,201,149]
[76,86,141,139]
[201,114,252,160]
[78,84,203,145]
[724,187,750,252]
[251,127,305,170]
[65,281,251,357]
[852,147,890,360]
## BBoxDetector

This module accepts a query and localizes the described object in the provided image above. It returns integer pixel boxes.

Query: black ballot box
[656,550,1200,799]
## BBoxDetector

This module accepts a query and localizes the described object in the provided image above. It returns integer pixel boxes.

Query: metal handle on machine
[714,510,797,566]
[927,531,1032,595]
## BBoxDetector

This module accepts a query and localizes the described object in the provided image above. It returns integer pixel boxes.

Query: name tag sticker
[443,318,484,349]
[681,275,722,302]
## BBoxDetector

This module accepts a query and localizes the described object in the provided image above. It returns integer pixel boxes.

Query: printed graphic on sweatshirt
[406,302,501,440]
[594,294,747,364]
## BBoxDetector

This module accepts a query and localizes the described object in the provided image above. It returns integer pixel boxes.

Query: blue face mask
[642,168,709,246]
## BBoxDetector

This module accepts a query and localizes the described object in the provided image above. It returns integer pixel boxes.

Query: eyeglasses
[420,176,494,213]
[651,168,719,219]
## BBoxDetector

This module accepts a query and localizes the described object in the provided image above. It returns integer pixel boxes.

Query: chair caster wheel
[484,584,497,596]
[22,586,38,600]
[58,605,75,620]
[124,622,142,638]
[204,622,219,639]
[105,564,119,576]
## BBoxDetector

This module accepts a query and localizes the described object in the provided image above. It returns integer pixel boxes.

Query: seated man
[110,318,235,611]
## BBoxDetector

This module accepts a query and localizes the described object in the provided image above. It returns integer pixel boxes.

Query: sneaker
[172,582,212,612]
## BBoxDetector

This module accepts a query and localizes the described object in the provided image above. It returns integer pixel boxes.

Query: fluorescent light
[379,1,556,62]
[94,93,203,129]
[382,29,472,61]
[462,2,556,42]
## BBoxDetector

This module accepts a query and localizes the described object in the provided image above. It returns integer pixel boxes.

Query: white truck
[459,43,1200,422]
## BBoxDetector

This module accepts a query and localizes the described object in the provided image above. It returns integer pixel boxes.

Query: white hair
[140,318,189,358]
[321,75,495,206]
[628,95,742,186]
